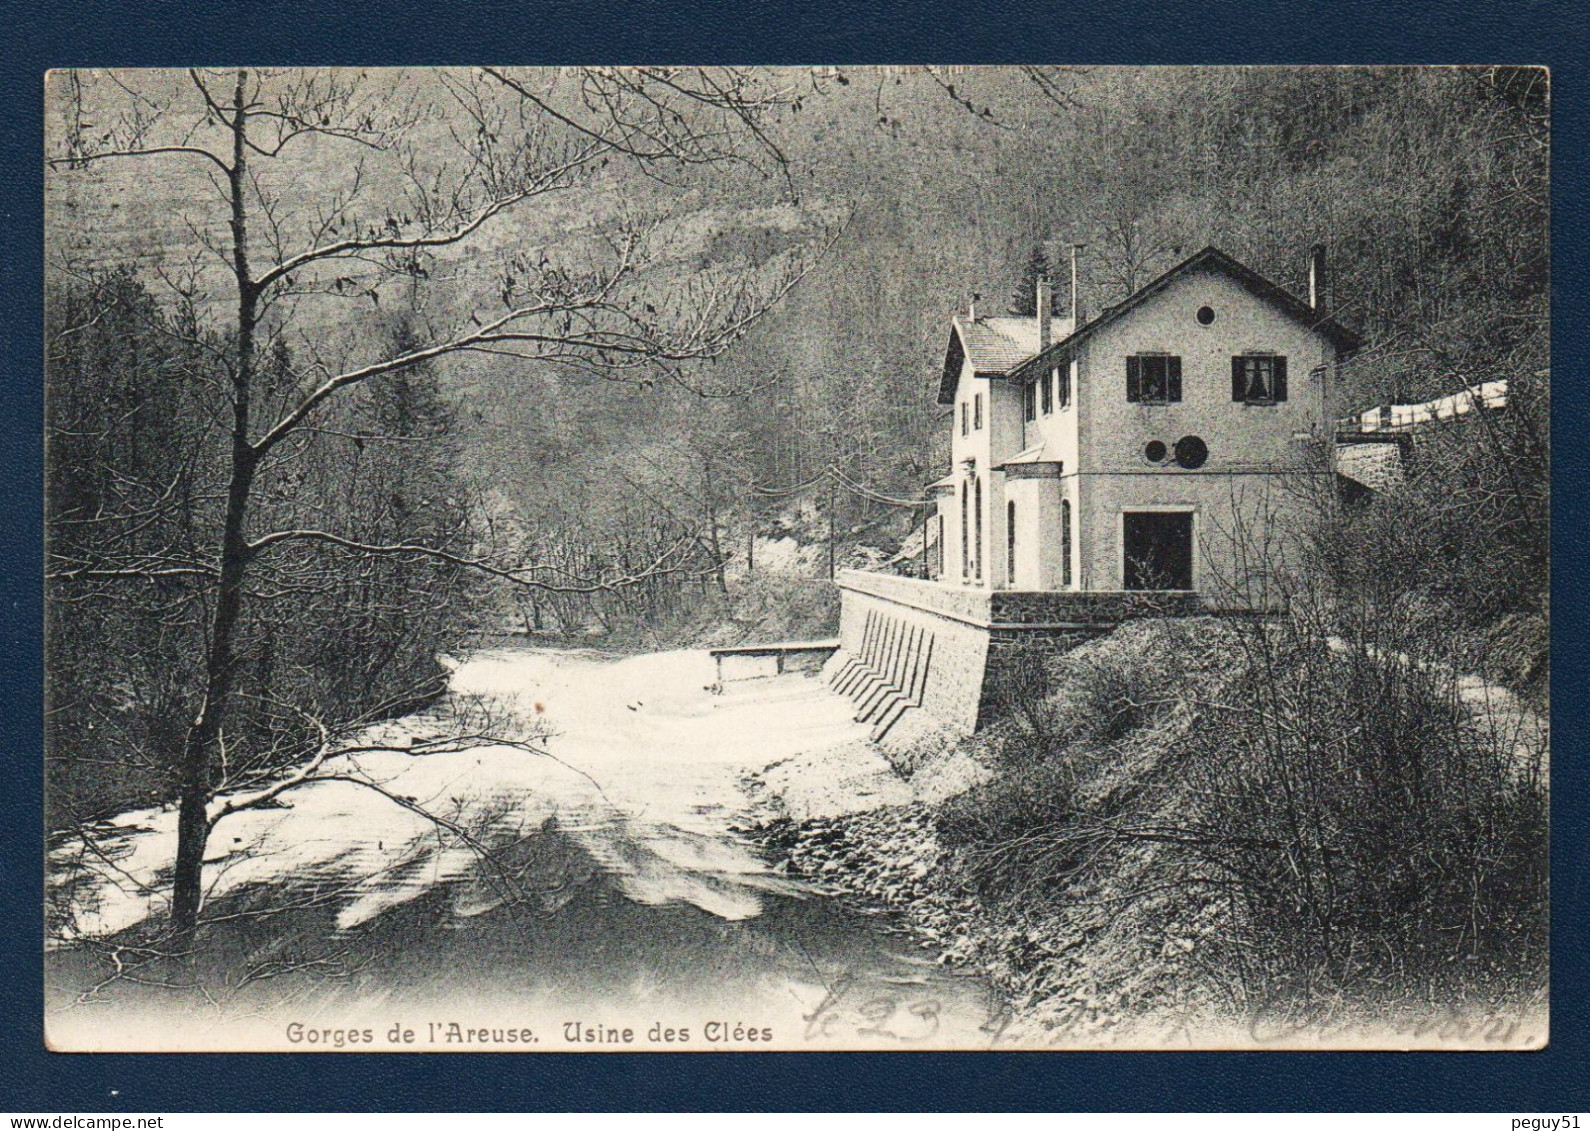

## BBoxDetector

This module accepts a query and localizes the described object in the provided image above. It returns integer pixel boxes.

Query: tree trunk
[171,71,257,948]
[703,456,728,596]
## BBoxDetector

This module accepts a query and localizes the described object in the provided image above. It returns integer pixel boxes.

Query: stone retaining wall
[831,571,1204,736]
[837,570,1203,628]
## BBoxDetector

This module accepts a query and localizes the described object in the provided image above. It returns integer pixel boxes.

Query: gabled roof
[959,315,1073,371]
[1005,246,1362,384]
[938,313,1074,404]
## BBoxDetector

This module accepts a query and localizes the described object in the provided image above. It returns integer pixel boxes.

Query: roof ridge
[1006,245,1361,381]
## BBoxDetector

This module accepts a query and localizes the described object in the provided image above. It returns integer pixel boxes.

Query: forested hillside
[46,64,1548,816]
[729,67,1550,1038]
[459,66,1547,639]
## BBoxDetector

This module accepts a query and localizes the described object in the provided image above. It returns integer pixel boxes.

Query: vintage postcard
[43,65,1548,1052]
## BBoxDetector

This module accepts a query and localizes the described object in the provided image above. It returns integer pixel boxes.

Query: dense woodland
[46,68,1547,979]
[463,65,1547,640]
[48,274,472,824]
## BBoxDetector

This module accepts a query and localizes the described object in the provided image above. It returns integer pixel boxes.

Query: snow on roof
[1341,379,1509,434]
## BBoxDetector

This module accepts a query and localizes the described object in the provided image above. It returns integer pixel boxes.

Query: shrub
[931,605,1547,1015]
[939,620,1214,900]
[935,753,1082,899]
[993,619,1217,758]
[1167,612,1547,1005]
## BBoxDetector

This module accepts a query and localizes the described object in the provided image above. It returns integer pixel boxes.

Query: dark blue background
[3,0,1586,1112]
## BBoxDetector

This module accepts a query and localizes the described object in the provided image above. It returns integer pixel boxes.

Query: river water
[46,647,1009,1052]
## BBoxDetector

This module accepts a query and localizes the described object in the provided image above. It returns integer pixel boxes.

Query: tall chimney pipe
[1308,243,1328,312]
[969,292,981,322]
[1070,243,1086,328]
[1036,278,1052,352]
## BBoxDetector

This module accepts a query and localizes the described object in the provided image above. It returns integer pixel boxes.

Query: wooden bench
[709,639,841,683]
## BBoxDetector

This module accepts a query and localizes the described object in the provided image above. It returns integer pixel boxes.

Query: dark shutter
[1273,356,1288,402]
[1061,499,1072,587]
[1127,355,1142,403]
[1231,356,1245,402]
[1167,356,1183,403]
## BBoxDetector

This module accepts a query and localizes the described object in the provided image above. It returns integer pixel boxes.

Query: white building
[930,245,1361,608]
[830,245,1362,737]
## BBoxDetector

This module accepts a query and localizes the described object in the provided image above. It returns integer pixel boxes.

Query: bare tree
[47,66,830,947]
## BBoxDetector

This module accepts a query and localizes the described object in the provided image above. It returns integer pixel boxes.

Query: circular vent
[1144,440,1167,464]
[1196,305,1216,325]
[1174,435,1209,469]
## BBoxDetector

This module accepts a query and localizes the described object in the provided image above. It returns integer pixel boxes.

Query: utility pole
[827,469,836,580]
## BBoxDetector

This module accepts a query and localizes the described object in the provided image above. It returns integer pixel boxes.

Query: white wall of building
[1071,265,1335,603]
[947,353,1026,591]
[939,263,1336,608]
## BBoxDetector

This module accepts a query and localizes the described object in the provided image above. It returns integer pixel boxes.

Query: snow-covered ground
[51,648,877,939]
[47,648,1005,1051]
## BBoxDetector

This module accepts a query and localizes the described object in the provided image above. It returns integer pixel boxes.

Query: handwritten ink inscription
[802,974,981,1045]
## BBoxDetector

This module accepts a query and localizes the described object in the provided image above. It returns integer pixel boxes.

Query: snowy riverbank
[46,647,1008,1052]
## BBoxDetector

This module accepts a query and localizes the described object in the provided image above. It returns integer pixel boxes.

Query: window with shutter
[1007,501,1017,585]
[1023,380,1037,422]
[1231,355,1288,403]
[1040,369,1053,414]
[1057,363,1071,408]
[1127,355,1182,403]
[974,393,983,430]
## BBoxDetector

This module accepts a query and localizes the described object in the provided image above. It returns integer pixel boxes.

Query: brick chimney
[968,292,981,322]
[1036,279,1052,352]
[1308,244,1328,312]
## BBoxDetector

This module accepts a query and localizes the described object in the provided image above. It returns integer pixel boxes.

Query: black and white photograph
[42,65,1549,1052]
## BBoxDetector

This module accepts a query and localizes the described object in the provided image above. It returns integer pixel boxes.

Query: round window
[1196,305,1215,325]
[1144,440,1168,464]
[1174,435,1209,470]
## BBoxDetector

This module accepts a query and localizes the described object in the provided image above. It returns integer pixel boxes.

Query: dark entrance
[1122,511,1194,590]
